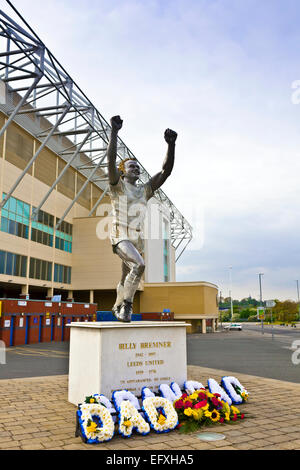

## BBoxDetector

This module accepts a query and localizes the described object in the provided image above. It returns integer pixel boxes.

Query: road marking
[10,351,69,358]
[8,346,68,353]
[7,347,69,358]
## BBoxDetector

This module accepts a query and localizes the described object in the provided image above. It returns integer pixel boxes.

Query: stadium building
[0,4,218,341]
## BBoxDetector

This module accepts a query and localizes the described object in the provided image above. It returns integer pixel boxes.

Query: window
[31,208,54,247]
[54,263,71,284]
[0,250,27,277]
[29,257,52,281]
[1,194,72,252]
[33,208,54,228]
[55,219,73,253]
[1,193,30,239]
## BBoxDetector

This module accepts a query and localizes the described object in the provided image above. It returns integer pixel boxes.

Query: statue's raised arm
[107,115,123,185]
[149,128,177,192]
[105,117,177,324]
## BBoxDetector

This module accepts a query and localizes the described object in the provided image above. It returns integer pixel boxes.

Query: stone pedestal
[68,321,189,405]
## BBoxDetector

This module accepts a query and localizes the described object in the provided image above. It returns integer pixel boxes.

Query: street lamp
[295,280,300,322]
[229,266,233,322]
[258,273,264,306]
[258,273,264,334]
[219,290,222,329]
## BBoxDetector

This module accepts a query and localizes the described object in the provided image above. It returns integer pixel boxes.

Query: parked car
[223,323,242,331]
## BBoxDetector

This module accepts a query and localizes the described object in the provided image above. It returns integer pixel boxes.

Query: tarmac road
[242,322,300,338]
[0,324,299,383]
[0,342,69,380]
[187,324,300,384]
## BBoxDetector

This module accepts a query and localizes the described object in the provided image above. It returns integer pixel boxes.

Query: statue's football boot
[112,304,122,320]
[118,300,133,323]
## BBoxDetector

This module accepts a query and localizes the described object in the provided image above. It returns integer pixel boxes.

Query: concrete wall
[71,216,122,291]
[140,282,218,316]
[140,282,219,333]
[144,199,173,283]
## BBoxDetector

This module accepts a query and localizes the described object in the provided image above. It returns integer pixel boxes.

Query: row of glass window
[1,194,73,252]
[29,257,52,282]
[1,217,29,239]
[0,250,72,284]
[2,194,30,220]
[0,250,27,278]
[32,207,73,236]
[32,206,55,228]
[54,263,72,285]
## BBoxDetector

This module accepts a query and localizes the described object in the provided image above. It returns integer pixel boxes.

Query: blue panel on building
[96,311,142,322]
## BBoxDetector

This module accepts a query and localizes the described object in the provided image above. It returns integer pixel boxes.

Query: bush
[248,315,258,322]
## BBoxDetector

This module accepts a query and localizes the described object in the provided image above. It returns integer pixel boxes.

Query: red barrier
[62,315,73,341]
[40,315,51,343]
[141,312,174,321]
[0,314,11,347]
[0,314,27,346]
[14,315,26,346]
[26,315,40,344]
[0,299,98,346]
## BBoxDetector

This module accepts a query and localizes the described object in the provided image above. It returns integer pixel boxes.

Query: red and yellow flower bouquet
[174,389,246,433]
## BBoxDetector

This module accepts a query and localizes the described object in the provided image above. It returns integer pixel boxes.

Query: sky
[3,0,300,300]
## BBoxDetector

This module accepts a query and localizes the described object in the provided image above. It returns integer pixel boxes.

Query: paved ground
[0,365,300,450]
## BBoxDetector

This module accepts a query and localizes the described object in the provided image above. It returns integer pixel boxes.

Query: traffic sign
[266,300,276,308]
[257,307,265,320]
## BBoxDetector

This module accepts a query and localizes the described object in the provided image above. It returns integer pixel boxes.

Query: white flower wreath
[77,403,114,443]
[159,382,182,403]
[142,396,178,433]
[184,380,205,395]
[141,387,155,401]
[112,390,141,412]
[221,376,248,404]
[93,394,117,422]
[118,400,150,438]
[207,378,232,405]
[93,394,116,413]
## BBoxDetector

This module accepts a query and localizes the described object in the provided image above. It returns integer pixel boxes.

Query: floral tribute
[221,376,249,405]
[117,400,150,438]
[76,403,115,443]
[112,390,150,438]
[75,376,249,443]
[142,397,178,433]
[174,388,247,434]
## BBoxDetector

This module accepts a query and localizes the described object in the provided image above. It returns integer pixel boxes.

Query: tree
[271,300,298,323]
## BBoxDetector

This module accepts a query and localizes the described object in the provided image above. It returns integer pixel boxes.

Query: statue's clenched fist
[164,128,177,144]
[110,115,123,131]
